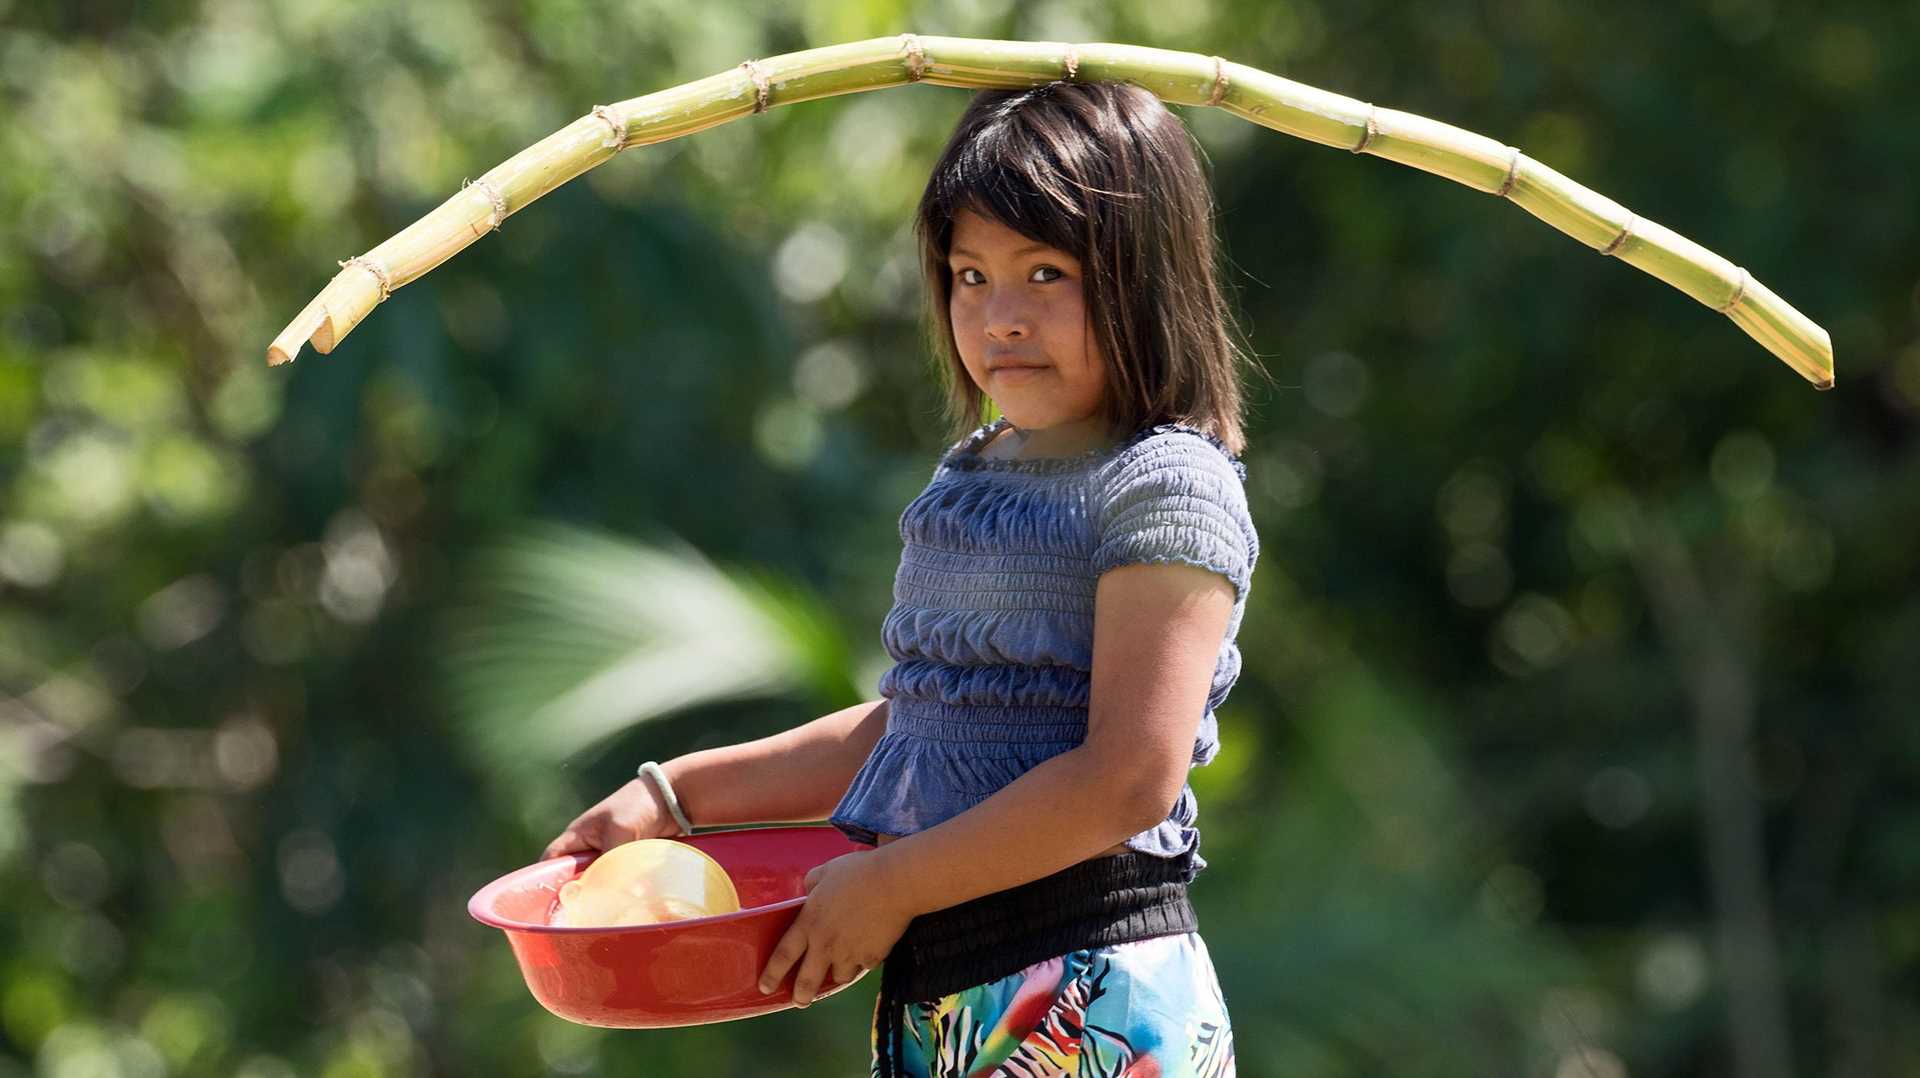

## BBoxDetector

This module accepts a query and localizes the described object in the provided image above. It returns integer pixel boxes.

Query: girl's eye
[954,266,1065,286]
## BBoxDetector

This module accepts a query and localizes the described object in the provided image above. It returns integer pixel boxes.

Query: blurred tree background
[1,0,1914,1075]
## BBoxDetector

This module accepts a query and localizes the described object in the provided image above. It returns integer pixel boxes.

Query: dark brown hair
[914,79,1261,456]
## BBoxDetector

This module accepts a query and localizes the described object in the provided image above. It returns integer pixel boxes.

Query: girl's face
[946,208,1112,450]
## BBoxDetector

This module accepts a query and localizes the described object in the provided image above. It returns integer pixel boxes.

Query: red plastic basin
[468,825,874,1027]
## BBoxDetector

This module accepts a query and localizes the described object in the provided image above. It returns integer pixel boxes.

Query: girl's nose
[985,302,1031,342]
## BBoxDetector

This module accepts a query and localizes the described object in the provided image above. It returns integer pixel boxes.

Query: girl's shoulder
[1106,422,1249,484]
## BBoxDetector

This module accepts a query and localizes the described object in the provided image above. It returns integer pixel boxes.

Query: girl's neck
[991,415,1122,461]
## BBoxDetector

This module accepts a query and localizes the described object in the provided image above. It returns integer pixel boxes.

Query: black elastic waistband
[874,848,1197,1077]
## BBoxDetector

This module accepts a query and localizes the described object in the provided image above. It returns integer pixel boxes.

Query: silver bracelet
[637,760,695,836]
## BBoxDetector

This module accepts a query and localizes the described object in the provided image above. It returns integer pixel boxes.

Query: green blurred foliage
[2,0,1916,1075]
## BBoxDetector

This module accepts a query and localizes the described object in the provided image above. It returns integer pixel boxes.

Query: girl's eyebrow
[949,243,1049,260]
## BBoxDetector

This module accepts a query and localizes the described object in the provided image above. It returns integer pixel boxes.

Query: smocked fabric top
[829,416,1260,879]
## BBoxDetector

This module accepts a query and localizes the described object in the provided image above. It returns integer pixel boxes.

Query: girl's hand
[759,850,915,1007]
[540,778,680,860]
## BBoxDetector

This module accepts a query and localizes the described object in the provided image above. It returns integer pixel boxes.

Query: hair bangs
[924,99,1089,258]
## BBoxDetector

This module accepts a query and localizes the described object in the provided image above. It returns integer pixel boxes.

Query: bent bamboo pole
[267,34,1834,390]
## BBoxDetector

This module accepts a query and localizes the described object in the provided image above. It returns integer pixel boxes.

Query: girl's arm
[663,698,890,827]
[870,562,1233,916]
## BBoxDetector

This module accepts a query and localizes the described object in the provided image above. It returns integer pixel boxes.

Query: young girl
[544,79,1258,1077]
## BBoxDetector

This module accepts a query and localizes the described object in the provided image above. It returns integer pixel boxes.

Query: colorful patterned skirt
[868,848,1233,1077]
[869,931,1235,1077]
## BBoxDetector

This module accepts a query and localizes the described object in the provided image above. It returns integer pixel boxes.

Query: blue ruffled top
[830,416,1260,878]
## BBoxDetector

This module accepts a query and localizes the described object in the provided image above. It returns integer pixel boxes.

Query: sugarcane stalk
[267,33,1834,390]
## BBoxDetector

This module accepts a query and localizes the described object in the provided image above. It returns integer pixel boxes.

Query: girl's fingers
[759,920,807,996]
[544,824,594,860]
[791,950,831,1008]
[574,817,605,852]
[829,960,865,987]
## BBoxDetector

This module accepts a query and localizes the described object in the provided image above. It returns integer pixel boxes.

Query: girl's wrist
[630,774,674,835]
[864,838,933,918]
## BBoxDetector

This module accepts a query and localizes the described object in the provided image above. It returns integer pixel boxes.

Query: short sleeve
[1093,432,1258,605]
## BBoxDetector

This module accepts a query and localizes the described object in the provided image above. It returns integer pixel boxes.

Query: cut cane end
[1790,354,1835,391]
[268,300,332,366]
[309,302,347,354]
[1808,337,1835,392]
[1795,357,1835,391]
[311,321,340,354]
